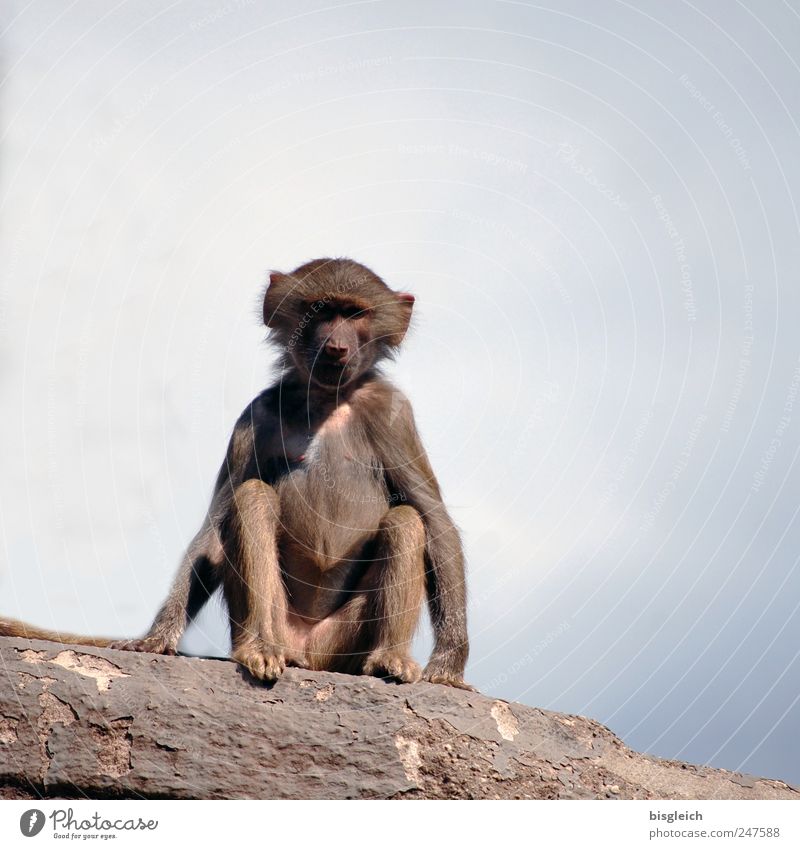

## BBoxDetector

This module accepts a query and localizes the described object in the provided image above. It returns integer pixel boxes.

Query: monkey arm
[373,395,470,686]
[415,498,471,687]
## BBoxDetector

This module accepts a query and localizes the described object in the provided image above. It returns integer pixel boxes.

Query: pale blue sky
[2,0,799,785]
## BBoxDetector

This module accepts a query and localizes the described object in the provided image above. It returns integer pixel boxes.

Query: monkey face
[299,299,375,389]
[263,259,415,390]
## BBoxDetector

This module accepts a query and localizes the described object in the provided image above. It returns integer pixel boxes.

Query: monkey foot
[109,636,177,655]
[284,652,310,669]
[232,642,286,682]
[363,649,422,683]
[422,668,477,690]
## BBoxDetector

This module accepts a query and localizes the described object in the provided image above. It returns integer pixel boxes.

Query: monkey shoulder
[350,379,444,500]
[349,379,427,473]
[227,393,269,441]
[221,390,284,472]
[249,386,281,417]
[351,379,414,422]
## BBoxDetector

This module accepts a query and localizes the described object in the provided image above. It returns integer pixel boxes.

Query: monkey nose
[324,341,349,361]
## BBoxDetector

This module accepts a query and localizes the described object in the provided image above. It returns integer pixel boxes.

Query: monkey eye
[312,302,335,319]
[307,300,368,320]
[340,304,366,319]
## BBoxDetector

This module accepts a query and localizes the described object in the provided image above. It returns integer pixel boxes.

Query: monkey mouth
[310,360,354,388]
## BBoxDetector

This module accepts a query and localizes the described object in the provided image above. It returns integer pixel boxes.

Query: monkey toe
[232,644,286,682]
[262,653,285,680]
[285,651,310,669]
[109,637,176,655]
[363,650,422,683]
[422,670,477,691]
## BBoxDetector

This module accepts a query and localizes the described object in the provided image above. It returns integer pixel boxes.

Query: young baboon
[0,258,470,688]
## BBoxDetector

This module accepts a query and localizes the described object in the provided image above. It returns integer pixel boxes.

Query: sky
[1,0,799,786]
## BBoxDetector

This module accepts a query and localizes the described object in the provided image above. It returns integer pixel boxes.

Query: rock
[0,637,796,800]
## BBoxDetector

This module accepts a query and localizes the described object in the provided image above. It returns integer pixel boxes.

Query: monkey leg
[306,505,426,682]
[223,478,297,681]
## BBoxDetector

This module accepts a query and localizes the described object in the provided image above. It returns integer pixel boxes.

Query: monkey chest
[273,442,390,570]
[277,446,388,519]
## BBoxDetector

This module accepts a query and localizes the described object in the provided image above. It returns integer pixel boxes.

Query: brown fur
[0,617,113,648]
[0,258,470,688]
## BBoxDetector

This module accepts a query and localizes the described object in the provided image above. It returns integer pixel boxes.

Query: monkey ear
[387,292,415,346]
[263,272,294,328]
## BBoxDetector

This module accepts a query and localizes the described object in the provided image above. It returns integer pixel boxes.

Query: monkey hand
[422,656,476,691]
[363,648,422,683]
[109,634,178,655]
[232,640,286,682]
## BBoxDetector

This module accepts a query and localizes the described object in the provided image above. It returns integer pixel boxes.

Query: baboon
[0,258,470,688]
